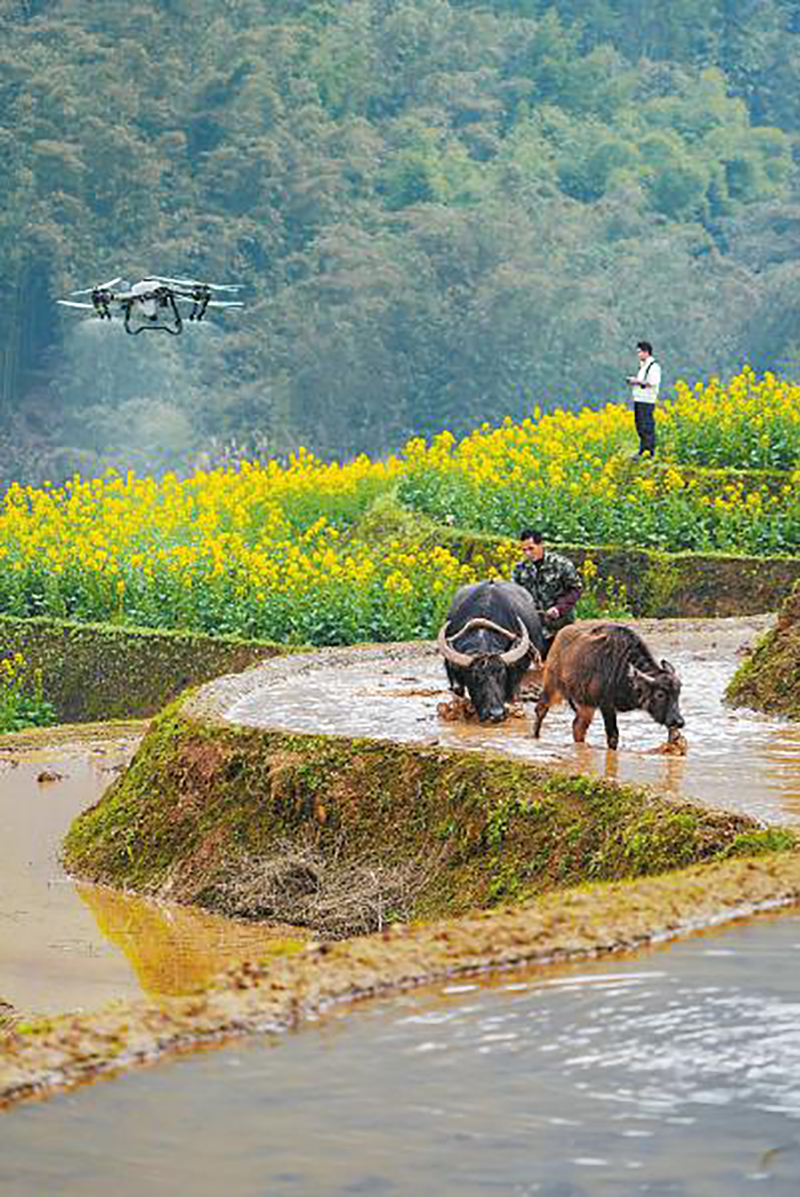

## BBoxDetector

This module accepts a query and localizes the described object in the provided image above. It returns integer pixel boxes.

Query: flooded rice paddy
[5,908,800,1195]
[229,617,800,827]
[4,614,800,1194]
[0,738,304,1018]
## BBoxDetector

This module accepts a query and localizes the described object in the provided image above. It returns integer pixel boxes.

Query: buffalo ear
[660,659,676,676]
[628,663,651,693]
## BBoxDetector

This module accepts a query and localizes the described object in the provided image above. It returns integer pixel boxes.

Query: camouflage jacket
[512,550,582,634]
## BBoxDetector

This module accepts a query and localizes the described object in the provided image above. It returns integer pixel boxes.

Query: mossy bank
[437,530,800,618]
[64,702,794,933]
[727,581,800,719]
[0,614,298,722]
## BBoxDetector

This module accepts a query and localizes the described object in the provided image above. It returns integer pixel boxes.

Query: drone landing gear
[121,293,184,336]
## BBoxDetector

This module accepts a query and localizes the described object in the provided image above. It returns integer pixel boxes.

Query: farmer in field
[626,339,661,457]
[511,529,582,658]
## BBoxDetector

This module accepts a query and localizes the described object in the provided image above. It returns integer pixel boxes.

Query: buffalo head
[437,616,534,723]
[628,659,684,731]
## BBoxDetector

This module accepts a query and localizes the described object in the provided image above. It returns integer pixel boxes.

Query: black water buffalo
[437,581,545,723]
[532,623,684,749]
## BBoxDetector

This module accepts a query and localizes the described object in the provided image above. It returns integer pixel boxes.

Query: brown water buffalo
[532,623,684,749]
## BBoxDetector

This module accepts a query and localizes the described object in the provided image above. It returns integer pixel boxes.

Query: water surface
[4,910,800,1195]
[0,742,303,1016]
[230,624,800,826]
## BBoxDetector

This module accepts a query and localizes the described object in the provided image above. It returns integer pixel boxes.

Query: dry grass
[219,839,428,938]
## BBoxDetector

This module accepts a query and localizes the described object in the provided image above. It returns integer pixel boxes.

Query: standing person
[626,340,661,457]
[511,530,582,658]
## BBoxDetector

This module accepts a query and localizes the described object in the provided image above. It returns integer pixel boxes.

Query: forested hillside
[1,0,799,480]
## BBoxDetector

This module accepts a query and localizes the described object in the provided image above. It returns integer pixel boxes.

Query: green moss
[721,829,799,856]
[641,554,684,617]
[64,708,794,931]
[727,581,800,719]
[0,614,301,723]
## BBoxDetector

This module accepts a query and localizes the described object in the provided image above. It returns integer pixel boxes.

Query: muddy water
[230,618,800,826]
[0,742,304,1017]
[5,909,800,1195]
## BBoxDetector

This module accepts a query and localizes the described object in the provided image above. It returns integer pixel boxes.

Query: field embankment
[0,615,296,722]
[6,851,800,1110]
[727,581,800,720]
[64,689,792,934]
[434,530,800,618]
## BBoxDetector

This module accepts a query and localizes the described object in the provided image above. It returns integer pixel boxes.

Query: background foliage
[2,0,800,481]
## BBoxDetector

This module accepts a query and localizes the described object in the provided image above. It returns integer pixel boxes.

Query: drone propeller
[144,275,242,292]
[69,276,124,296]
[57,299,98,310]
[206,300,244,308]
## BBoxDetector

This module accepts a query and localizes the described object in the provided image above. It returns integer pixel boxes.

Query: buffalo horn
[450,617,518,641]
[628,663,652,684]
[436,621,473,668]
[499,618,531,665]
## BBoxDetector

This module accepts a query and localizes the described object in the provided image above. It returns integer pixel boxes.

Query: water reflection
[0,743,303,1015]
[5,910,800,1195]
[76,883,304,998]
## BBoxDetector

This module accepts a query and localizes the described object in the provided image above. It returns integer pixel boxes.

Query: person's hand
[546,605,560,622]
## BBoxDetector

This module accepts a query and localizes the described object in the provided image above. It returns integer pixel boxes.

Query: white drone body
[57,275,244,335]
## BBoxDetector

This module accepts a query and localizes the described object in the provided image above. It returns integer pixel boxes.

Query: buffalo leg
[446,664,465,697]
[533,694,551,738]
[572,703,595,743]
[600,706,619,750]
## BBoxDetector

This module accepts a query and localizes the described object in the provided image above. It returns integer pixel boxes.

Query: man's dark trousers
[634,402,656,456]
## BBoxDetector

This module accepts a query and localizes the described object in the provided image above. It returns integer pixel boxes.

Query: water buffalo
[437,581,545,723]
[532,623,684,749]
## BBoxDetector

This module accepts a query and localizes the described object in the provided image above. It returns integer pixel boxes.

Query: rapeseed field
[0,369,797,645]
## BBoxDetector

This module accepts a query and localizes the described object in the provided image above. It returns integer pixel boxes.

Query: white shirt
[632,356,661,404]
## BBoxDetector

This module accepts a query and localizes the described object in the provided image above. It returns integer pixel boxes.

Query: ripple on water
[5,911,800,1196]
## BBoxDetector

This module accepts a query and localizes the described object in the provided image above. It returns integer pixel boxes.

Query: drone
[57,275,244,336]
